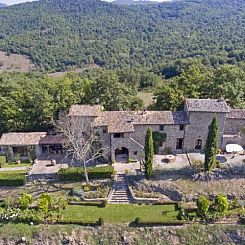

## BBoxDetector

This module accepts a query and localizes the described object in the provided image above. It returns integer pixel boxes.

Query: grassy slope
[62,204,178,223]
[0,223,244,244]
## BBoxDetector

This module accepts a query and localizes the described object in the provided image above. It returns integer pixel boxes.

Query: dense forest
[0,61,244,133]
[0,0,245,71]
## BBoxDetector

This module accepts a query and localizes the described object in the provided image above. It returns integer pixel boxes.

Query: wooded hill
[0,0,244,71]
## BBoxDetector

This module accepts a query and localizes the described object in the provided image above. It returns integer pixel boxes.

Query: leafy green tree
[215,194,229,214]
[204,116,218,172]
[144,128,154,179]
[197,195,210,220]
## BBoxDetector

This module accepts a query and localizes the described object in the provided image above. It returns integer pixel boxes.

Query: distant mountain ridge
[0,0,244,72]
[0,3,6,7]
[110,0,166,4]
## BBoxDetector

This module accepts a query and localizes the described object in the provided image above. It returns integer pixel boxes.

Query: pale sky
[1,0,169,6]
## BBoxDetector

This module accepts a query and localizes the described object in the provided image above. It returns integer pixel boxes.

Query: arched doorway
[115,147,129,163]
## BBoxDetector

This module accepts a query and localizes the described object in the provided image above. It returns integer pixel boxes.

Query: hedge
[69,201,102,207]
[0,171,26,186]
[58,166,114,181]
[130,220,185,227]
[57,220,99,226]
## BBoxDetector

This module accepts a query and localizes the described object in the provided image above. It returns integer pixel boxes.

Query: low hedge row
[58,166,114,181]
[57,220,99,226]
[130,219,185,227]
[0,172,26,186]
[69,201,102,207]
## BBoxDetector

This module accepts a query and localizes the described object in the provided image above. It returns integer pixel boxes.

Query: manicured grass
[1,162,31,168]
[61,204,178,223]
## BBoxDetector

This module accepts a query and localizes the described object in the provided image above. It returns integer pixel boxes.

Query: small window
[103,129,107,134]
[134,151,138,155]
[114,133,124,138]
[195,139,202,150]
[179,125,184,131]
[159,125,164,131]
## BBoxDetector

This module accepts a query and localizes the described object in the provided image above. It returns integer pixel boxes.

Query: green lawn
[62,204,178,223]
[1,162,31,168]
[0,170,26,186]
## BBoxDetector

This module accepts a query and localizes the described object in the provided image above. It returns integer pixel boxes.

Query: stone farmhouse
[0,98,244,162]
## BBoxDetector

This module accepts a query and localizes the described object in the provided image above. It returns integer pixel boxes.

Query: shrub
[38,193,52,212]
[58,166,114,181]
[0,156,7,168]
[215,160,221,168]
[71,187,84,197]
[98,217,104,226]
[17,193,32,209]
[196,195,210,220]
[135,217,140,225]
[83,185,91,192]
[215,194,229,214]
[229,197,240,210]
[101,200,108,208]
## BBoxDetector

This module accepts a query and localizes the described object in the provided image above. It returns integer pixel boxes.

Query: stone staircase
[109,174,133,204]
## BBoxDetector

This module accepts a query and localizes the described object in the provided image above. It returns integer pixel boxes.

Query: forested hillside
[0,0,245,71]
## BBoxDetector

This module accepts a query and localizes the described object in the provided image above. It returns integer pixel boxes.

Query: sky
[1,0,169,5]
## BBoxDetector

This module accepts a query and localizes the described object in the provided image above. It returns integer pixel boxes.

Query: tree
[56,113,108,184]
[144,128,154,179]
[215,194,229,215]
[197,195,210,220]
[204,116,218,172]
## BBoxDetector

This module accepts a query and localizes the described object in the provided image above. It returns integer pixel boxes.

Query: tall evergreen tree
[144,128,154,179]
[204,116,218,172]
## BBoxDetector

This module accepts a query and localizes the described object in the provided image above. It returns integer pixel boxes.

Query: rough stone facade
[66,99,245,162]
[0,99,244,162]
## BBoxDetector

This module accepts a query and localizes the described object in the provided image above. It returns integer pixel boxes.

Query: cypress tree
[144,128,154,179]
[204,116,218,172]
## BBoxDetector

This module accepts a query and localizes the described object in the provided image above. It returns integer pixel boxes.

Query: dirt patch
[48,64,100,78]
[0,51,35,73]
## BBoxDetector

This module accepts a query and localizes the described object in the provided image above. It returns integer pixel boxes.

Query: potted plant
[15,154,21,164]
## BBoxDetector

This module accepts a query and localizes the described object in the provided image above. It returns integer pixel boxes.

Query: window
[195,139,202,150]
[176,138,183,150]
[103,129,107,134]
[179,125,184,131]
[114,133,124,138]
[134,151,138,155]
[159,125,164,131]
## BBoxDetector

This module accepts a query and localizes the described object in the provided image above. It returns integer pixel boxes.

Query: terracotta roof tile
[68,105,102,117]
[94,111,188,133]
[39,134,66,145]
[186,99,229,113]
[0,132,47,146]
[227,109,245,119]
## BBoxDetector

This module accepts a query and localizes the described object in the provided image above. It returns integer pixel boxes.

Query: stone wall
[224,118,245,134]
[184,112,226,151]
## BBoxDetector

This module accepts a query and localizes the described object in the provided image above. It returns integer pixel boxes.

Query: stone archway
[115,147,129,163]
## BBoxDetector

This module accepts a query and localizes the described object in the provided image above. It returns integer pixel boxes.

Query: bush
[135,217,140,225]
[83,185,91,192]
[58,166,114,181]
[215,194,229,214]
[101,200,108,208]
[132,220,184,227]
[38,193,52,212]
[17,193,32,209]
[229,197,240,210]
[197,195,210,220]
[215,160,221,168]
[98,217,104,226]
[0,155,7,168]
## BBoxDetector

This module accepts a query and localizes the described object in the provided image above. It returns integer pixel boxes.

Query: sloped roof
[94,111,188,133]
[68,105,102,117]
[0,132,47,146]
[186,99,229,113]
[39,134,66,145]
[227,109,245,119]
